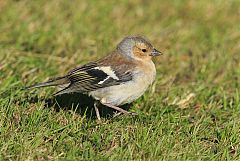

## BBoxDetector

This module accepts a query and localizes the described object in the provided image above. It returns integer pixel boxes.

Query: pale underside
[89,62,156,106]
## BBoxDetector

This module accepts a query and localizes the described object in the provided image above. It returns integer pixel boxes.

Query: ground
[0,0,240,160]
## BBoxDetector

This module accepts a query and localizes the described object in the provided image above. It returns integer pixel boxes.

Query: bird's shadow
[29,93,131,119]
[0,87,132,119]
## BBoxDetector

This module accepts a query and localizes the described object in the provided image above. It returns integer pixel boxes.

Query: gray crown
[117,36,153,58]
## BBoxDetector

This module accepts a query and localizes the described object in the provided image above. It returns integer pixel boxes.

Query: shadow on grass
[27,93,132,120]
[1,87,132,119]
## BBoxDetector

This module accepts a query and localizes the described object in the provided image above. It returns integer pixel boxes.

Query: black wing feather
[55,63,133,95]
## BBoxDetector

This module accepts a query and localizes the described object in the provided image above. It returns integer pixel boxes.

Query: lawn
[0,0,240,160]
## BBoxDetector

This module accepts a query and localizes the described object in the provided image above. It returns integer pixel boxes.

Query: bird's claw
[113,111,137,118]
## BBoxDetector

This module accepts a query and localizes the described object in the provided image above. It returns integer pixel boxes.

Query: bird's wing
[54,62,133,95]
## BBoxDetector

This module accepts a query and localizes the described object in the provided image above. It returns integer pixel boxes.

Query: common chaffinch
[27,36,162,120]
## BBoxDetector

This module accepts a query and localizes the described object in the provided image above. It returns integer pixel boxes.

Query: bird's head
[117,36,162,61]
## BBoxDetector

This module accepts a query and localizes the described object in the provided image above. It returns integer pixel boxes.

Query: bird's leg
[94,101,101,121]
[113,111,123,118]
[102,103,137,116]
[113,111,138,118]
[102,103,130,114]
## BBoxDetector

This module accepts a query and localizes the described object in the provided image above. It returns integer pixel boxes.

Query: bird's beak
[150,48,162,56]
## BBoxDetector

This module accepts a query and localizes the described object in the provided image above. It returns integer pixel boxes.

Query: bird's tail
[25,76,70,90]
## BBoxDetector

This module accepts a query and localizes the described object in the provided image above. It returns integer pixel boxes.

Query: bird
[26,36,162,120]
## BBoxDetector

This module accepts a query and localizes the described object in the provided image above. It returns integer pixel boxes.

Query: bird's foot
[113,111,137,118]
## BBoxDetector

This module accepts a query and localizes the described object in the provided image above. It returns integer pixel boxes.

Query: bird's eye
[142,49,147,52]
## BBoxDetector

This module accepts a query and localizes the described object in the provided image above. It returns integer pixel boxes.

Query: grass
[0,0,240,160]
